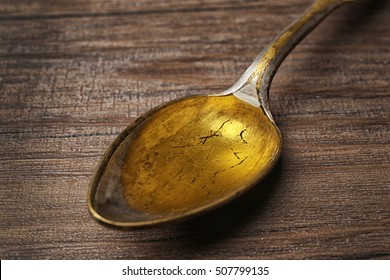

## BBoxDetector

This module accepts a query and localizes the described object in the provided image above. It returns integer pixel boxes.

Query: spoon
[88,0,353,228]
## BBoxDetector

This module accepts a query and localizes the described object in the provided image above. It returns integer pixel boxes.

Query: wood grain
[0,0,389,259]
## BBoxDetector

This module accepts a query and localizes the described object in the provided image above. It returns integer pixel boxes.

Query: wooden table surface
[1,0,389,259]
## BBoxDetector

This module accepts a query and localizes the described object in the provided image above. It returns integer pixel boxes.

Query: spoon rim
[87,93,283,228]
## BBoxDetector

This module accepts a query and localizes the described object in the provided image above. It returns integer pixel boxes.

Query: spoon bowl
[90,93,281,226]
[88,0,353,228]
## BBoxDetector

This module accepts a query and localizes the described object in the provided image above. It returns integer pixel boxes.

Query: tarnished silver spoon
[88,0,353,228]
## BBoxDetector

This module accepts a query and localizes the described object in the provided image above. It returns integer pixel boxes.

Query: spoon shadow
[337,0,388,34]
[104,156,283,259]
[307,0,388,60]
[171,158,283,255]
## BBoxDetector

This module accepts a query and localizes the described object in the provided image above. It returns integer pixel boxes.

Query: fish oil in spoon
[121,94,280,216]
[88,0,354,228]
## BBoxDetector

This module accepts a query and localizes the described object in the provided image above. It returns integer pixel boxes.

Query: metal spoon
[88,0,353,228]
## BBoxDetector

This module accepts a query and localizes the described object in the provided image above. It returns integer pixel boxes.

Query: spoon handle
[228,0,354,116]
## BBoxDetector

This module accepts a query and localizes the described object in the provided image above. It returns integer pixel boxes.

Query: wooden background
[1,0,389,259]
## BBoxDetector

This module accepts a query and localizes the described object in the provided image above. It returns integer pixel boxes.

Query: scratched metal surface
[0,0,389,259]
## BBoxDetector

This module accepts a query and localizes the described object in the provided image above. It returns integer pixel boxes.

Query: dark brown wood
[0,0,389,259]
